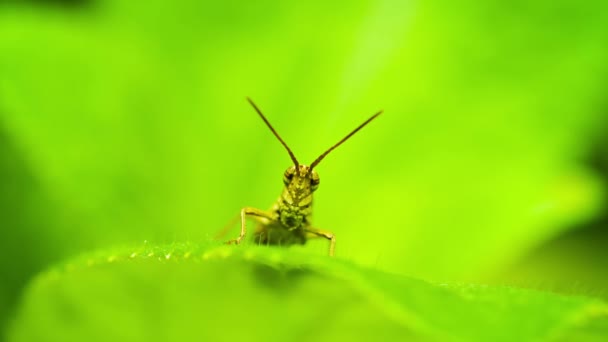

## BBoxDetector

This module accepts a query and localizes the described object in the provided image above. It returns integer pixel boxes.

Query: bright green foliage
[1,0,608,340]
[8,243,608,342]
[1,0,607,280]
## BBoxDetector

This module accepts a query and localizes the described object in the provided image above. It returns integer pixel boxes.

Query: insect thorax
[254,219,307,246]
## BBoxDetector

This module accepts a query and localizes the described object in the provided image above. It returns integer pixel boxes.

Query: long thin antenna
[247,97,299,168]
[310,110,383,170]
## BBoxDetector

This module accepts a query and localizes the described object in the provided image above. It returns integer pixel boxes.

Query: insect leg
[214,213,240,239]
[227,207,273,245]
[305,228,336,257]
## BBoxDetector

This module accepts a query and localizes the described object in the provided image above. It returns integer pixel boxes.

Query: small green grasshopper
[226,98,382,256]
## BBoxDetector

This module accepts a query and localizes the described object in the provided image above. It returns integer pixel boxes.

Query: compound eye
[310,170,320,191]
[283,166,295,185]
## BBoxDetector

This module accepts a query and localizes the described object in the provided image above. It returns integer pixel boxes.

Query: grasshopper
[226,98,382,256]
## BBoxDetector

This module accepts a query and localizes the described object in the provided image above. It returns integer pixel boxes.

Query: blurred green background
[1,0,608,340]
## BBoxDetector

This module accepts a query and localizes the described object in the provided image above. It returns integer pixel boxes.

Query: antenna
[247,97,300,168]
[310,110,383,170]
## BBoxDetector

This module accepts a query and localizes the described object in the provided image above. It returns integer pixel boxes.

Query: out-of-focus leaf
[1,0,608,281]
[8,243,608,342]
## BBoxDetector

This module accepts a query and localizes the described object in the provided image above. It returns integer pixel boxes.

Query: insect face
[282,165,320,198]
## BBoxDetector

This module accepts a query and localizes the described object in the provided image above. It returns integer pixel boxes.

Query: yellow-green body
[254,165,319,247]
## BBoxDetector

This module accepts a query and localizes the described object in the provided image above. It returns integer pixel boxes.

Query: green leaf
[8,243,608,342]
[2,1,608,282]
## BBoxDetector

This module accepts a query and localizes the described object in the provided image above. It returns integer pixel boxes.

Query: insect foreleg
[227,207,274,245]
[305,228,336,257]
